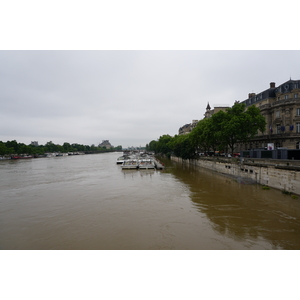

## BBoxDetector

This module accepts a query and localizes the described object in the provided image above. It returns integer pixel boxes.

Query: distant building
[178,103,229,135]
[204,103,229,118]
[30,141,39,146]
[178,120,199,135]
[98,140,113,149]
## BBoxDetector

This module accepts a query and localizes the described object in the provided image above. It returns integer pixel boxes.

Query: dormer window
[284,95,289,99]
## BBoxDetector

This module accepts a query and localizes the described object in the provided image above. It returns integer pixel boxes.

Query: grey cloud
[1,50,300,147]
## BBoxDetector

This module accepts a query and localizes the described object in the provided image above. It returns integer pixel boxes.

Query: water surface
[1,152,300,249]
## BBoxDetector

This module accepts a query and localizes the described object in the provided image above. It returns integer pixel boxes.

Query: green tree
[169,134,196,159]
[5,140,19,153]
[147,140,158,152]
[0,142,9,156]
[18,143,30,154]
[63,142,71,152]
[45,141,56,152]
[222,102,266,154]
[190,117,218,154]
[156,135,173,155]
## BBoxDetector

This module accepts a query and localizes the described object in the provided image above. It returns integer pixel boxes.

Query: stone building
[204,103,229,119]
[178,120,199,135]
[178,104,229,135]
[98,140,113,149]
[178,79,300,151]
[238,79,300,150]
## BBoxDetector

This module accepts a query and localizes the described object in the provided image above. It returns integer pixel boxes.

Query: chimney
[270,82,276,88]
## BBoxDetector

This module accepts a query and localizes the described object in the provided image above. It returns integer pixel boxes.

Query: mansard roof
[242,79,300,106]
[275,79,300,94]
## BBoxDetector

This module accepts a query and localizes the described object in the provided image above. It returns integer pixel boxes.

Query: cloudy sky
[1,2,300,148]
[1,50,300,148]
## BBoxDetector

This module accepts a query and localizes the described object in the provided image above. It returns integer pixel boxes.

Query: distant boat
[11,155,34,159]
[0,156,10,160]
[116,155,130,164]
[138,159,155,169]
[121,159,139,169]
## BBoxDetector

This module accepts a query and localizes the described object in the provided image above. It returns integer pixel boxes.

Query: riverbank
[0,150,118,160]
[171,155,300,196]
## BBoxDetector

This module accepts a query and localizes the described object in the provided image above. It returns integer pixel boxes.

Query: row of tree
[0,140,122,156]
[146,102,266,159]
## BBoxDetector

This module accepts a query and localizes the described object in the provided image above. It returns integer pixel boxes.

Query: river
[1,152,300,250]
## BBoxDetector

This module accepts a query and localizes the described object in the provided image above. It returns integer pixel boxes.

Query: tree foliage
[0,140,122,156]
[221,103,266,153]
[147,103,266,159]
[156,135,173,155]
[168,134,196,159]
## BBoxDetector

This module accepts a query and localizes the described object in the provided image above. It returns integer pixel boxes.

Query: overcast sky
[1,50,300,148]
[1,1,300,148]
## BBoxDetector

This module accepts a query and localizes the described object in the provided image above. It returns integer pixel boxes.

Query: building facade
[98,140,113,149]
[239,79,300,150]
[178,79,300,151]
[204,103,229,119]
[203,79,300,151]
[178,120,199,135]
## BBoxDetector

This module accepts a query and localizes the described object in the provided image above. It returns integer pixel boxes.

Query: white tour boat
[121,159,139,169]
[138,159,155,169]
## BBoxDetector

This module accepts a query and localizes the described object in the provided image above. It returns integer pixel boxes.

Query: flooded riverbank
[1,152,300,249]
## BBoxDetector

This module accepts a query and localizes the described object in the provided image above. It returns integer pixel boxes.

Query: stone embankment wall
[171,156,300,196]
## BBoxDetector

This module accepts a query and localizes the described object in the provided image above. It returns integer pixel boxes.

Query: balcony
[252,132,300,140]
[271,98,300,108]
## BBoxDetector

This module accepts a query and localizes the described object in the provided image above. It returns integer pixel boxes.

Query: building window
[297,142,300,149]
[276,124,281,134]
[296,123,300,133]
[284,94,289,99]
[295,93,298,98]
[297,108,300,116]
[275,110,280,118]
[295,83,299,89]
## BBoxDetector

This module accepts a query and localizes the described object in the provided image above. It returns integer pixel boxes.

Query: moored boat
[116,156,126,164]
[11,155,34,159]
[121,159,138,169]
[138,159,155,169]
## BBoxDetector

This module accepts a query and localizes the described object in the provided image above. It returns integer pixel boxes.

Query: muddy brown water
[1,152,300,249]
